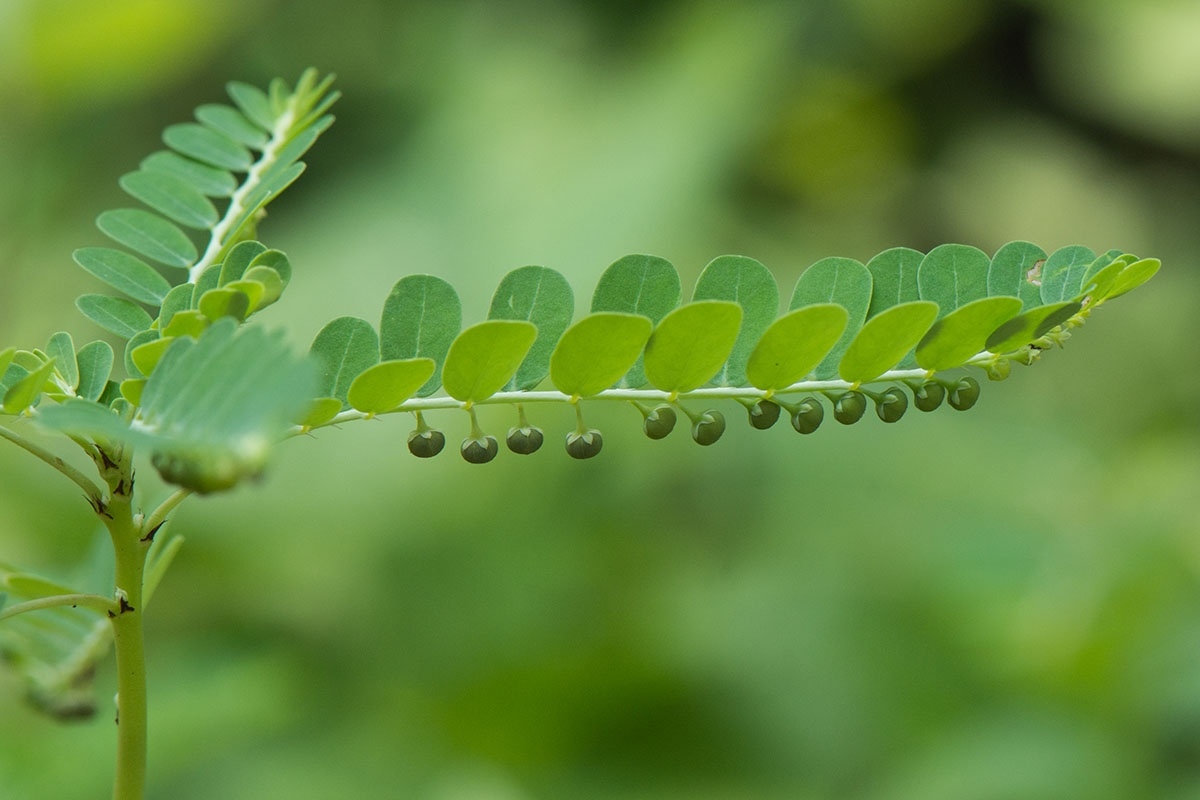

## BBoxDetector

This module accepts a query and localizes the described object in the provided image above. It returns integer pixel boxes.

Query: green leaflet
[1103,257,1160,300]
[380,275,461,397]
[248,249,292,288]
[131,337,176,376]
[119,170,218,230]
[3,358,57,414]
[487,266,574,391]
[227,80,276,130]
[75,294,153,339]
[198,288,250,323]
[46,332,78,392]
[219,241,268,286]
[124,329,159,379]
[644,301,743,394]
[591,254,682,388]
[987,240,1046,309]
[162,310,208,339]
[839,301,939,384]
[790,256,872,380]
[916,296,1023,371]
[72,247,172,306]
[163,123,253,172]
[441,321,538,404]
[140,151,236,197]
[195,103,270,149]
[75,341,114,402]
[1040,245,1096,304]
[191,264,222,307]
[918,243,990,316]
[96,209,197,269]
[297,397,343,428]
[550,313,654,398]
[310,317,381,405]
[0,348,14,383]
[347,359,436,415]
[158,283,194,330]
[745,304,848,391]
[865,247,923,317]
[692,255,779,387]
[985,301,1081,353]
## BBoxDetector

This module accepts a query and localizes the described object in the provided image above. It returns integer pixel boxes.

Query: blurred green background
[2,0,1199,798]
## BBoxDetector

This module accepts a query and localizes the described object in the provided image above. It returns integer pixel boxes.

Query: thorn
[141,520,166,543]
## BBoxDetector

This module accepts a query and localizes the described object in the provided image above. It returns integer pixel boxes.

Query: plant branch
[0,424,103,500]
[0,593,118,621]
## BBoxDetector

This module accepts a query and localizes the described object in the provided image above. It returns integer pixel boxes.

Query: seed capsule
[833,391,867,425]
[565,429,603,459]
[643,405,677,440]
[747,400,781,430]
[790,397,824,434]
[460,435,499,464]
[874,387,908,423]
[986,359,1011,381]
[407,428,446,458]
[913,381,945,412]
[506,425,544,455]
[948,377,981,411]
[691,410,726,446]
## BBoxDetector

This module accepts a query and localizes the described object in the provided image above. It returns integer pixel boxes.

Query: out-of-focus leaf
[839,301,939,384]
[72,247,171,306]
[591,254,682,388]
[550,313,654,398]
[96,209,197,269]
[3,359,57,414]
[296,397,343,428]
[692,255,779,387]
[644,301,743,394]
[119,170,218,230]
[380,275,461,397]
[865,247,923,317]
[745,304,848,391]
[163,123,252,172]
[1040,245,1096,304]
[441,321,537,404]
[227,81,275,130]
[195,104,269,149]
[790,256,872,380]
[988,241,1046,309]
[46,332,77,392]
[347,359,436,415]
[75,341,113,402]
[310,317,380,405]
[140,151,236,197]
[487,266,574,390]
[916,297,1023,371]
[75,294,153,339]
[918,243,990,315]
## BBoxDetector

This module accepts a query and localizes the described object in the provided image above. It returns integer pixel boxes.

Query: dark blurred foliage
[2,1,1199,798]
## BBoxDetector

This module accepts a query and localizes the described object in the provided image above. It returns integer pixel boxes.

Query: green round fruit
[913,382,945,412]
[506,425,544,455]
[948,377,981,411]
[407,428,446,458]
[691,410,726,446]
[790,397,824,434]
[460,435,499,463]
[874,387,908,423]
[747,400,781,430]
[565,429,603,459]
[833,391,867,425]
[643,405,677,440]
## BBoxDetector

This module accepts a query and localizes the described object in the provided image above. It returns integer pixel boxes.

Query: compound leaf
[119,170,218,230]
[75,341,114,401]
[75,295,153,339]
[550,313,654,398]
[790,256,872,380]
[1040,245,1096,304]
[96,209,197,269]
[591,254,681,388]
[745,304,848,391]
[987,240,1046,308]
[347,359,435,415]
[72,247,171,306]
[918,243,990,315]
[839,301,939,384]
[692,255,779,387]
[487,266,574,390]
[310,317,380,405]
[985,301,1081,353]
[380,275,461,397]
[916,296,1023,371]
[441,321,537,404]
[644,301,743,394]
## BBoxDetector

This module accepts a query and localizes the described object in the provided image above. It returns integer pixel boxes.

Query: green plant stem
[0,424,102,500]
[0,593,117,622]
